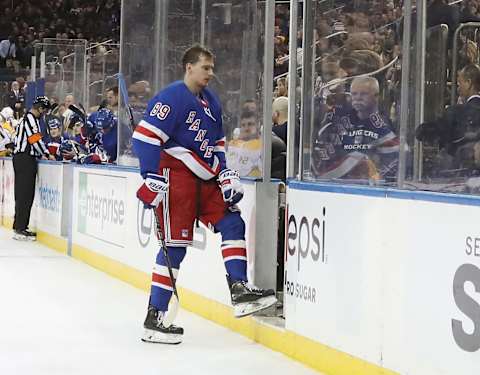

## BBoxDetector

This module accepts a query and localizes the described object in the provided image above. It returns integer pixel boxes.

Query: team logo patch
[370,113,385,129]
[203,107,216,122]
[181,229,189,238]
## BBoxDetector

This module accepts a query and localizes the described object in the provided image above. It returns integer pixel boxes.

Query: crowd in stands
[217,0,480,185]
[5,0,480,186]
[265,0,480,184]
[0,0,121,164]
[224,0,406,181]
[0,0,120,71]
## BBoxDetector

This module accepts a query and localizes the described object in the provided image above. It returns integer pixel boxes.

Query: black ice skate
[13,229,36,241]
[141,306,183,344]
[227,276,277,318]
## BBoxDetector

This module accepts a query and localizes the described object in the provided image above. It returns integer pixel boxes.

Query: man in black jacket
[6,80,25,118]
[417,64,480,172]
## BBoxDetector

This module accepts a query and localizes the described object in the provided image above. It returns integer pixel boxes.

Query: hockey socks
[150,247,186,311]
[221,239,247,281]
[215,212,248,282]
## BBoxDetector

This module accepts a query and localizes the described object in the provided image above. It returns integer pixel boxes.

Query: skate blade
[234,295,277,318]
[13,234,33,241]
[141,328,182,344]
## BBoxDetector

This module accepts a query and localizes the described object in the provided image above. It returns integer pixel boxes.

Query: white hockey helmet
[0,107,14,120]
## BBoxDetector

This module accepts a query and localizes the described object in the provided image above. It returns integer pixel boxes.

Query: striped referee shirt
[13,112,50,157]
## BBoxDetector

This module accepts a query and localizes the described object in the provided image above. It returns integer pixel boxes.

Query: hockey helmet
[69,113,85,129]
[91,108,116,131]
[0,106,14,120]
[33,95,51,110]
[47,116,62,130]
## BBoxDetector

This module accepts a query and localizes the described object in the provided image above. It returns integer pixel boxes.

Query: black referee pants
[12,153,37,231]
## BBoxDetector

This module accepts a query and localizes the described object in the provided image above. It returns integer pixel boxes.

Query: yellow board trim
[2,216,67,255]
[37,231,68,255]
[2,215,14,228]
[72,244,150,292]
[70,243,399,375]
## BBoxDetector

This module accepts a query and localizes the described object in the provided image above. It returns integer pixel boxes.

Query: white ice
[0,227,321,375]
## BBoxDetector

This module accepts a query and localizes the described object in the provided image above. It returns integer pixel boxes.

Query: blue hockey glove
[136,173,168,208]
[218,169,243,205]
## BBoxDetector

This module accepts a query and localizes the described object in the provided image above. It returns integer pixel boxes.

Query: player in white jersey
[226,111,262,177]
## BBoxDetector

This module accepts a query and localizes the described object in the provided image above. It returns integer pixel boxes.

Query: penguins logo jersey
[226,138,262,177]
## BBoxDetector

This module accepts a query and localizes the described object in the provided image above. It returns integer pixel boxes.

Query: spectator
[275,77,288,98]
[271,132,287,181]
[0,36,16,68]
[427,0,460,31]
[270,97,288,181]
[6,81,25,119]
[61,94,75,130]
[272,96,289,144]
[226,110,262,177]
[242,99,258,115]
[417,64,480,174]
[311,77,399,181]
[106,86,119,114]
[461,0,480,22]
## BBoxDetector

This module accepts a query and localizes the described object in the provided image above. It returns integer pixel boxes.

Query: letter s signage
[452,263,480,352]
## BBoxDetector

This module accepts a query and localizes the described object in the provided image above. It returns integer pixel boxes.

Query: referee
[12,96,55,241]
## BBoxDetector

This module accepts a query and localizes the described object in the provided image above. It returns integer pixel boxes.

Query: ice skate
[13,229,36,241]
[141,306,183,344]
[227,276,277,318]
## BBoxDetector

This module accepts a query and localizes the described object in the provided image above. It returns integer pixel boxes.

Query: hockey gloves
[218,168,244,205]
[137,173,169,208]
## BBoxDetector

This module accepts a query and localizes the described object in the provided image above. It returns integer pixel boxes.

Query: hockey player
[44,116,68,161]
[0,122,13,156]
[87,108,118,163]
[0,107,15,156]
[132,45,276,344]
[311,76,399,182]
[66,113,86,143]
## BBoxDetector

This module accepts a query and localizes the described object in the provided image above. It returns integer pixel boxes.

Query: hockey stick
[152,209,179,327]
[68,104,87,125]
[116,73,136,131]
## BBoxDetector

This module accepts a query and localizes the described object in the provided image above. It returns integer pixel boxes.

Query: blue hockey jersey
[98,125,118,163]
[132,81,226,180]
[312,106,399,180]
